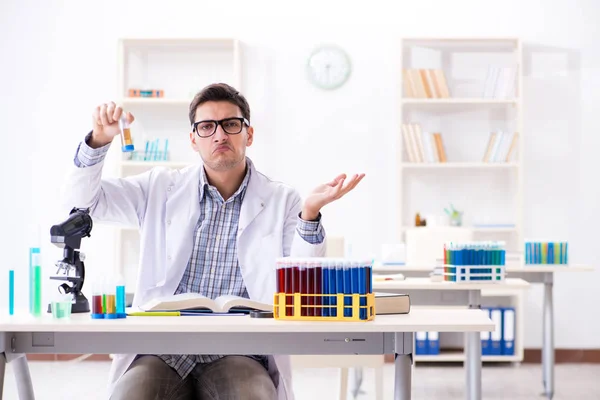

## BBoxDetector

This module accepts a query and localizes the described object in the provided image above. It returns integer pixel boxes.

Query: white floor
[2,361,600,399]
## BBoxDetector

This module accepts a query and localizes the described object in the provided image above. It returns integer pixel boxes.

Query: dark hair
[188,83,251,126]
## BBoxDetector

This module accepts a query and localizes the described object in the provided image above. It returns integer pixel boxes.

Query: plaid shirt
[75,134,325,379]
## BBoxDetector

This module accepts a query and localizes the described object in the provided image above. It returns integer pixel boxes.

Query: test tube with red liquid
[91,282,104,319]
[307,260,315,317]
[314,259,323,317]
[285,259,296,316]
[298,259,308,316]
[276,259,285,315]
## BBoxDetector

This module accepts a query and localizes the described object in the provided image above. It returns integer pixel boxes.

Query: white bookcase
[108,38,242,289]
[399,38,524,363]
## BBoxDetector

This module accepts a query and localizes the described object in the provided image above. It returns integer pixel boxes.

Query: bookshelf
[399,37,524,364]
[399,37,523,247]
[109,37,242,289]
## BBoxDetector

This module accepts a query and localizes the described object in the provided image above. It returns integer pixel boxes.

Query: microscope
[48,207,93,313]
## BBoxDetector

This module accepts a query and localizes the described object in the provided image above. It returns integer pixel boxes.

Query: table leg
[351,367,364,398]
[542,278,554,400]
[10,355,35,400]
[394,354,412,400]
[0,353,5,400]
[466,290,482,400]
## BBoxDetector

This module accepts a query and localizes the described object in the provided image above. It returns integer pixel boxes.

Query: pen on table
[127,311,182,316]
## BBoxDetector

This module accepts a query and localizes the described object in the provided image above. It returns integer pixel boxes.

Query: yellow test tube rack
[273,292,375,322]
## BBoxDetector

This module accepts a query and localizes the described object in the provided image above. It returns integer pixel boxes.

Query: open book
[139,293,272,313]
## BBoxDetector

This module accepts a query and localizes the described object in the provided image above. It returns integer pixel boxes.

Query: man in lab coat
[63,83,364,400]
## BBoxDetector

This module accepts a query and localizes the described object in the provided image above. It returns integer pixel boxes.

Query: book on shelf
[375,292,411,315]
[403,68,450,98]
[482,131,518,162]
[401,123,447,163]
[139,293,271,313]
[483,66,518,99]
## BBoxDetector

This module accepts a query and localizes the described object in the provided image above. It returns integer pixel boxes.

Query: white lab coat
[62,156,326,400]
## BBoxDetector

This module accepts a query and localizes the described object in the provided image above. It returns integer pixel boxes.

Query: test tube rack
[525,241,568,265]
[442,241,507,282]
[92,280,127,319]
[273,257,375,322]
[442,265,506,282]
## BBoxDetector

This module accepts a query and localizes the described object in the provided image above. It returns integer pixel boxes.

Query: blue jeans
[110,355,277,400]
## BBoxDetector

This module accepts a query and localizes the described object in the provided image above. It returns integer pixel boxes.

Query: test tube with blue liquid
[343,261,352,317]
[116,275,127,318]
[350,261,360,319]
[9,269,15,315]
[335,259,344,317]
[29,247,42,317]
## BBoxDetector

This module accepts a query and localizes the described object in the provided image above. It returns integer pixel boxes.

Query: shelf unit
[109,37,242,288]
[120,98,191,106]
[415,352,522,363]
[400,225,518,233]
[399,37,524,363]
[401,162,518,169]
[399,37,523,247]
[410,287,524,364]
[401,98,518,105]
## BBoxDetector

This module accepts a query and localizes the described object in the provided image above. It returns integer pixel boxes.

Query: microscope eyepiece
[50,208,93,241]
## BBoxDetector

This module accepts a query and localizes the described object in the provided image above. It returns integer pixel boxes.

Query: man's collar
[199,157,253,201]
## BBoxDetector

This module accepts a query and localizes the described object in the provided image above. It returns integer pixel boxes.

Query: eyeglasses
[192,117,250,138]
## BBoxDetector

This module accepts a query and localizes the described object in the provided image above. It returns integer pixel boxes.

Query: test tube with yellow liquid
[104,279,117,319]
[119,113,134,152]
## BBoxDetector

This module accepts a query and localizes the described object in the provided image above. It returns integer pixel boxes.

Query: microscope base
[47,292,90,314]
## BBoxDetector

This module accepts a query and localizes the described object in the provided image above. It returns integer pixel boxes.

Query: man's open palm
[304,173,365,215]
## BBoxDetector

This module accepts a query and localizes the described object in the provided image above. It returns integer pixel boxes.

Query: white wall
[1,0,598,348]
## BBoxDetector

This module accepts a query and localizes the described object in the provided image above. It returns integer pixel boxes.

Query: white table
[373,264,593,399]
[0,309,492,400]
[371,277,530,400]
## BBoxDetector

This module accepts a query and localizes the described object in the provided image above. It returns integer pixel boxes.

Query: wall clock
[306,45,351,90]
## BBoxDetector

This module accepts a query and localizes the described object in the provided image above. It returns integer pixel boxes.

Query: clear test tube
[119,113,134,152]
[91,281,104,319]
[116,275,126,318]
[104,279,117,319]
